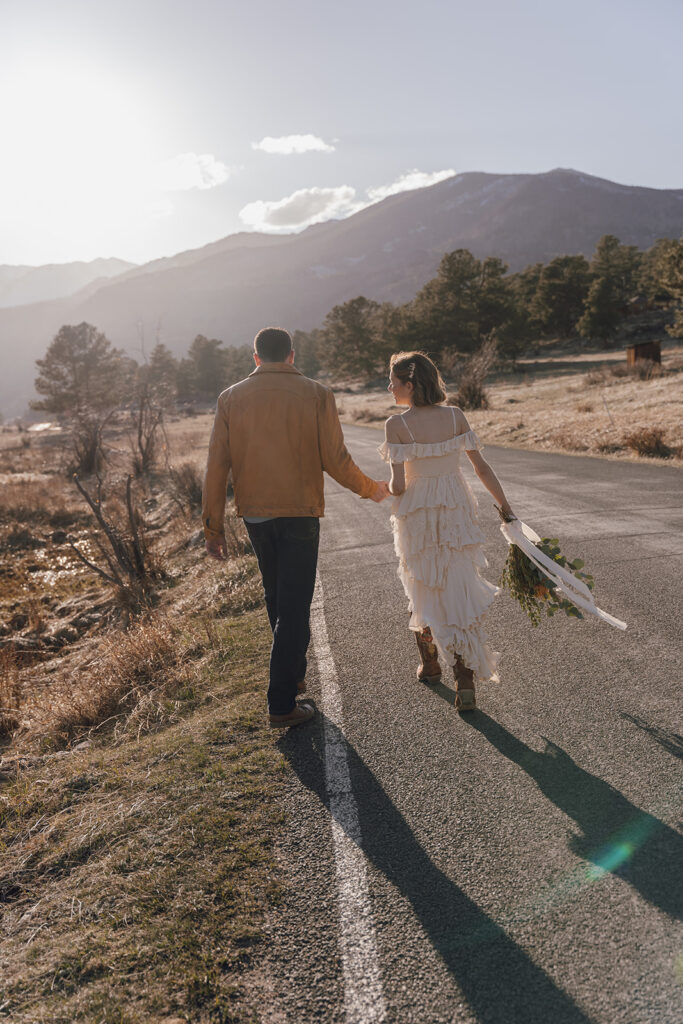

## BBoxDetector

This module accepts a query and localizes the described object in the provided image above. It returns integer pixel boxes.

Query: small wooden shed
[626,340,661,366]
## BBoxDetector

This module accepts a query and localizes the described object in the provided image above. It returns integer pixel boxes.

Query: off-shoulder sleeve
[378,439,412,463]
[378,429,482,462]
[459,429,482,451]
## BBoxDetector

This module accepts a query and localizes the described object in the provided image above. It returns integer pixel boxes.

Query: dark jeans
[244,517,320,715]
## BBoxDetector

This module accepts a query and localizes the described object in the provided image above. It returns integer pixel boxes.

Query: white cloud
[238,168,456,233]
[239,185,358,231]
[366,168,456,202]
[252,134,335,155]
[157,152,232,191]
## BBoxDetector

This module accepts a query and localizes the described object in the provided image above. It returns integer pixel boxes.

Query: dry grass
[0,414,288,1022]
[0,477,85,529]
[585,359,665,386]
[336,344,683,463]
[0,411,261,752]
[10,616,196,750]
[0,608,283,1024]
[0,647,21,735]
[622,426,673,459]
[353,404,388,424]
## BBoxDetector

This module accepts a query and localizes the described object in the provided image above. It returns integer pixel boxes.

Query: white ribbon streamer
[500,519,627,631]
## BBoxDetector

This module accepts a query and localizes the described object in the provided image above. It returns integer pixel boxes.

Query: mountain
[1,168,682,415]
[0,258,135,309]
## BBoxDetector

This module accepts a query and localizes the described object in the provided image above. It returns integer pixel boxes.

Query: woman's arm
[384,415,408,495]
[452,406,515,516]
[389,461,405,495]
[466,450,514,517]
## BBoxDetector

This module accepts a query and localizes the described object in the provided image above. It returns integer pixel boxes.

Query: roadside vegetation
[334,342,683,462]
[0,415,284,1023]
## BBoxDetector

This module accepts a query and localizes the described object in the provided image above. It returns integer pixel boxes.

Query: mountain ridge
[0,258,136,309]
[2,168,682,416]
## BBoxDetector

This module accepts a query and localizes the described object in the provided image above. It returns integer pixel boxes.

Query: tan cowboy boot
[453,654,476,711]
[415,626,441,684]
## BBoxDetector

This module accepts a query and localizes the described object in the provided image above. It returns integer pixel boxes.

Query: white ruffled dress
[378,411,501,682]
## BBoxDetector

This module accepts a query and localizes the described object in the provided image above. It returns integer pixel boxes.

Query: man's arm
[319,389,388,501]
[202,393,231,557]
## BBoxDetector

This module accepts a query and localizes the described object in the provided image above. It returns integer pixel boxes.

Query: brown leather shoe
[268,702,315,730]
[453,655,476,711]
[415,627,441,684]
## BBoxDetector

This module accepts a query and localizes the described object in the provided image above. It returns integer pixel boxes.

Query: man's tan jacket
[202,363,376,540]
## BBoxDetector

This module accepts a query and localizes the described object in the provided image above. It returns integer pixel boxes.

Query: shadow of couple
[278,700,681,1024]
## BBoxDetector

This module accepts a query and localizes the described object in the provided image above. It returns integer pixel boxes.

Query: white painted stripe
[310,573,388,1024]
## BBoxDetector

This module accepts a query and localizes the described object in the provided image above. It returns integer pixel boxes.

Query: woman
[379,351,515,711]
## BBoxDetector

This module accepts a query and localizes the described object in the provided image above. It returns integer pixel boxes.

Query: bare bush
[622,426,672,458]
[169,461,203,514]
[446,336,498,410]
[70,411,113,476]
[130,382,168,476]
[70,475,163,609]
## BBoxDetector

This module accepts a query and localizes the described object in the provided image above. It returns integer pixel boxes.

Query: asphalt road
[261,426,682,1024]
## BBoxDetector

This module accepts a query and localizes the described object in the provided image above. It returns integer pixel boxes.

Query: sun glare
[1,59,167,262]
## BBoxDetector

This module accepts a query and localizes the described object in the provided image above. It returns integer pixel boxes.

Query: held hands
[370,480,391,503]
[205,535,228,560]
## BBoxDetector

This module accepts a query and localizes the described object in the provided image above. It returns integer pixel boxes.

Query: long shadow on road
[457,709,683,922]
[279,713,594,1024]
[620,712,683,762]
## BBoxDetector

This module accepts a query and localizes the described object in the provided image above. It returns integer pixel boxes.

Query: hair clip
[408,361,415,379]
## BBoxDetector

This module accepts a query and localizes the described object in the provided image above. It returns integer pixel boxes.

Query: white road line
[310,573,388,1024]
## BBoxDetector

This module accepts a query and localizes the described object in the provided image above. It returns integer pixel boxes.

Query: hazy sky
[2,0,682,266]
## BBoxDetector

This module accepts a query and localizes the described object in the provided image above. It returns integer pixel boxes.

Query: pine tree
[291,330,322,378]
[577,277,622,340]
[591,234,642,302]
[32,322,130,416]
[532,255,591,337]
[186,335,227,399]
[408,250,482,354]
[319,297,382,378]
[144,343,179,406]
[659,237,683,337]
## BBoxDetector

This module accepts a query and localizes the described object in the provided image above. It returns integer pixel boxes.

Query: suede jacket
[202,363,376,539]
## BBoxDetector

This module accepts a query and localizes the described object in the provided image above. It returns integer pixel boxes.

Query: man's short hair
[254,327,293,363]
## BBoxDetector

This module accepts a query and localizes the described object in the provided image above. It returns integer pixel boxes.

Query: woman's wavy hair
[390,351,447,407]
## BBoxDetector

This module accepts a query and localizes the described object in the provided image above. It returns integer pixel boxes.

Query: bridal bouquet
[495,506,626,631]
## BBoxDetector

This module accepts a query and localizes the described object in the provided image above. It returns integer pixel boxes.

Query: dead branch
[68,540,120,587]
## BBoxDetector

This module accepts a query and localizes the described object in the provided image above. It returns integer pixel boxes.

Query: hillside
[1,168,682,415]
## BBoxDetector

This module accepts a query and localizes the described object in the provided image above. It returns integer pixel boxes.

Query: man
[203,327,389,729]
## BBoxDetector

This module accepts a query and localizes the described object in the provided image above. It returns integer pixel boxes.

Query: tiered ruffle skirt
[390,473,501,681]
